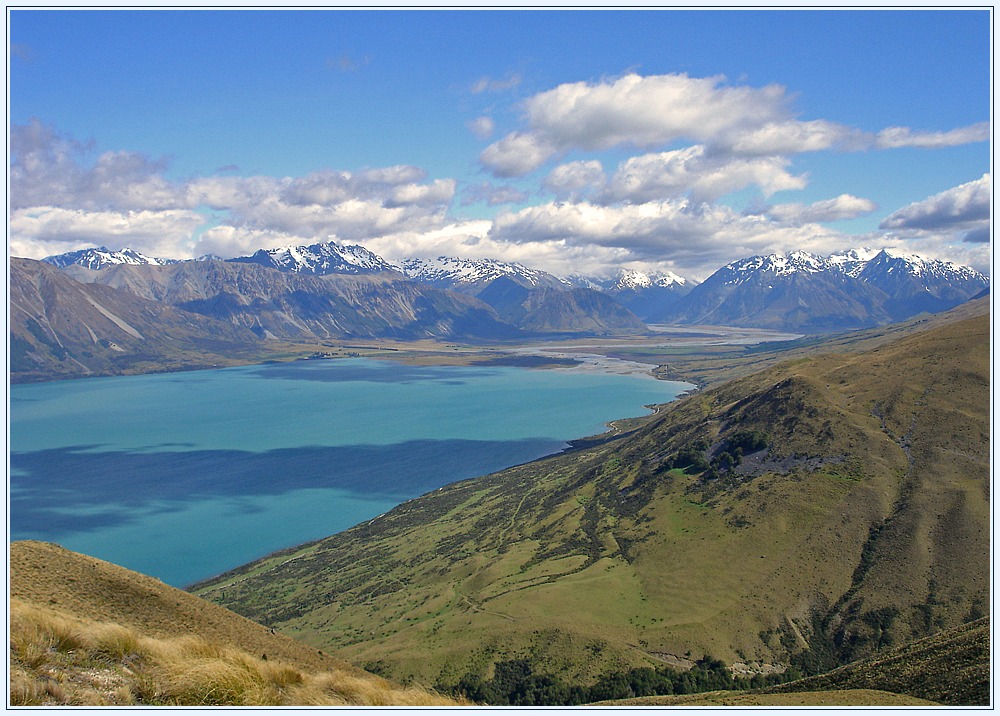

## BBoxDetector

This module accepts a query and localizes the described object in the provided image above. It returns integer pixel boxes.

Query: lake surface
[10,358,692,587]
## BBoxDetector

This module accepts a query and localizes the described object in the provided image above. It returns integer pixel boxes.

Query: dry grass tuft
[9,598,465,706]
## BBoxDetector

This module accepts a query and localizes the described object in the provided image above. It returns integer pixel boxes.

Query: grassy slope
[9,541,461,706]
[196,307,989,695]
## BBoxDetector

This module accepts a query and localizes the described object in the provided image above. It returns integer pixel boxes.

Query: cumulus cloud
[365,220,637,278]
[543,160,606,200]
[601,146,806,204]
[482,72,790,176]
[480,132,558,178]
[9,122,462,259]
[11,118,185,211]
[764,194,878,224]
[10,112,989,281]
[479,72,988,178]
[880,174,991,231]
[10,206,205,259]
[388,179,456,207]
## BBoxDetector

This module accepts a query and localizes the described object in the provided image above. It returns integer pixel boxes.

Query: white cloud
[765,194,878,224]
[875,123,990,149]
[543,160,606,200]
[388,179,456,207]
[481,72,792,176]
[468,116,495,140]
[11,119,188,212]
[725,120,867,155]
[193,225,318,259]
[10,206,206,259]
[479,72,989,178]
[357,165,427,186]
[480,132,558,178]
[601,146,806,204]
[880,174,991,231]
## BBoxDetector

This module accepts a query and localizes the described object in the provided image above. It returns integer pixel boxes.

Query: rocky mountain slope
[476,276,647,334]
[195,305,989,695]
[9,257,264,382]
[78,260,518,341]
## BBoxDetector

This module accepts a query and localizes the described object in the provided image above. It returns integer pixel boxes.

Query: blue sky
[8,8,992,279]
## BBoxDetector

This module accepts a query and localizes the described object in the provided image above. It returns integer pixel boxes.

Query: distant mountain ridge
[41,242,988,334]
[663,248,988,331]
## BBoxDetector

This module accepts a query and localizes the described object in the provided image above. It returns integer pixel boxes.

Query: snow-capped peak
[826,247,882,277]
[43,246,174,269]
[717,247,987,289]
[398,255,568,288]
[613,268,687,290]
[722,251,829,284]
[229,240,397,275]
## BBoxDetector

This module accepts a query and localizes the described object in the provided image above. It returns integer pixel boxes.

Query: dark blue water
[10,358,691,586]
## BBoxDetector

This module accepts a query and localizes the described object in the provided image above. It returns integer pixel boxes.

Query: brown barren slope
[10,540,343,674]
[9,541,464,706]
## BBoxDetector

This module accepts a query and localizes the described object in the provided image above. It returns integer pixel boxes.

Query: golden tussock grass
[10,598,464,706]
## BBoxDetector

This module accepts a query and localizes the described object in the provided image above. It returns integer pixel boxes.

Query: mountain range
[13,240,987,382]
[666,249,988,330]
[43,241,988,331]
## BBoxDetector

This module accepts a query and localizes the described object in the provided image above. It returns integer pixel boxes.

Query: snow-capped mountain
[397,256,569,291]
[826,247,883,277]
[228,241,398,275]
[664,248,988,332]
[716,250,831,286]
[42,246,176,270]
[717,248,987,287]
[613,268,687,291]
[563,268,693,322]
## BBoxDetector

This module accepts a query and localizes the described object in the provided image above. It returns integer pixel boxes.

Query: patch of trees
[662,430,770,480]
[445,655,796,706]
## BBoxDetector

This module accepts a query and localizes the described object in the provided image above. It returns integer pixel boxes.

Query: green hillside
[195,310,989,700]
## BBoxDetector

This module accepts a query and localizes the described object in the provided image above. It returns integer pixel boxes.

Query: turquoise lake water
[10,358,692,587]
